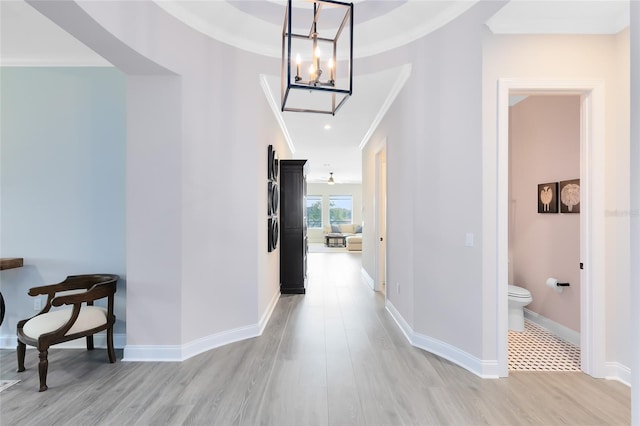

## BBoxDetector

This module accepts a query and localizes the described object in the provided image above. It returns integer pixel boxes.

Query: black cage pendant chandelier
[281,0,353,115]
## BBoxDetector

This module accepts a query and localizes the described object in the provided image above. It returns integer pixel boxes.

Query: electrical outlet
[34,298,42,311]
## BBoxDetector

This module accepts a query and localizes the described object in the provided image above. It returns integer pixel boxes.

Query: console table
[0,258,24,326]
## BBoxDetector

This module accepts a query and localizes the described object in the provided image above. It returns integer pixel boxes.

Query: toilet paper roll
[546,277,563,293]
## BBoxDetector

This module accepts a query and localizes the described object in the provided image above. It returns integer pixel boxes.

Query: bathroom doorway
[496,79,607,378]
[507,94,581,372]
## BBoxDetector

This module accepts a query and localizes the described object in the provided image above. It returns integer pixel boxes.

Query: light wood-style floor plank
[1,251,630,425]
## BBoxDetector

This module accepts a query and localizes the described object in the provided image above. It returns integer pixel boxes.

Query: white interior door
[375,147,387,293]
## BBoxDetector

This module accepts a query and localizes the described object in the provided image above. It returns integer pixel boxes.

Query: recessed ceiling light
[324,124,331,130]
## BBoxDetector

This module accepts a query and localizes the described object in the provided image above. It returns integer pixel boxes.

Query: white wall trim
[359,64,412,150]
[524,309,580,347]
[605,362,631,387]
[1,333,126,350]
[123,323,261,362]
[259,290,281,334]
[122,344,183,362]
[361,267,374,290]
[495,78,607,379]
[259,74,295,154]
[386,300,499,378]
[123,294,281,362]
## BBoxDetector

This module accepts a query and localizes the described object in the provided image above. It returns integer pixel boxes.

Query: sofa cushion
[339,224,355,234]
[355,225,362,233]
[331,224,341,233]
[346,235,362,251]
[23,306,108,339]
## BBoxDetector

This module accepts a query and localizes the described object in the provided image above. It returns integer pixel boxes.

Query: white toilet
[508,285,533,332]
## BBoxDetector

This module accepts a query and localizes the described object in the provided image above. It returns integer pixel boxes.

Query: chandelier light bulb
[328,58,335,82]
[295,53,302,80]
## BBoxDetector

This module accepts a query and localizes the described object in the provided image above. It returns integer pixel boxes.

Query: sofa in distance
[323,224,362,251]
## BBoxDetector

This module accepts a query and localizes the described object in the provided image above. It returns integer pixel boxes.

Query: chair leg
[38,350,49,392]
[107,326,116,363]
[17,340,26,372]
[86,335,94,351]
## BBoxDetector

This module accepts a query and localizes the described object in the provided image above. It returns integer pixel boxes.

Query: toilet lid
[508,285,531,298]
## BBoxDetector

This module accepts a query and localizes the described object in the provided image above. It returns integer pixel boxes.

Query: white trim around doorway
[495,78,606,378]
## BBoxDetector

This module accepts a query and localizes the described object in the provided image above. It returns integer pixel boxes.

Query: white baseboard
[123,324,261,362]
[605,362,631,387]
[259,289,281,334]
[1,333,126,350]
[361,267,374,290]
[524,308,580,346]
[385,300,499,378]
[124,296,281,362]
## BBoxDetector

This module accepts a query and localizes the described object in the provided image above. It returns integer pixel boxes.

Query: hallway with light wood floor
[0,252,630,425]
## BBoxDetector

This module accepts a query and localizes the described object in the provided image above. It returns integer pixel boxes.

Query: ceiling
[1,1,630,184]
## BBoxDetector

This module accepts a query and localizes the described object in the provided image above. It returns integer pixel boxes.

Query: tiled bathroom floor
[508,320,581,371]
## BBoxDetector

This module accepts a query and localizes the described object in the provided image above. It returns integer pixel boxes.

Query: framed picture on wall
[537,182,558,213]
[560,179,580,213]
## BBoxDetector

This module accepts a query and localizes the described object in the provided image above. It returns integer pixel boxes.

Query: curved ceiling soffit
[154,1,478,60]
[25,0,173,74]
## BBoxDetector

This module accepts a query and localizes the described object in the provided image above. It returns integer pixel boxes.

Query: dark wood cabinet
[279,159,308,294]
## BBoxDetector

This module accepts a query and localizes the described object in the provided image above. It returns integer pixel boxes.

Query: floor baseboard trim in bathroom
[524,308,580,346]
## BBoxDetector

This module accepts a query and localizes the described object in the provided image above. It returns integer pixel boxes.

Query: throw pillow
[355,225,362,233]
[331,224,341,233]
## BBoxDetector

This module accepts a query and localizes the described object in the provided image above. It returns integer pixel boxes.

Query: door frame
[374,142,388,294]
[496,78,606,377]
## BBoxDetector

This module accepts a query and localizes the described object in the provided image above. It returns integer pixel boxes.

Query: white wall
[306,183,362,244]
[360,2,506,372]
[0,67,126,346]
[483,32,631,369]
[361,2,631,377]
[27,1,288,359]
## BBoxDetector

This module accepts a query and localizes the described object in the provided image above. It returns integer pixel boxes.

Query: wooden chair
[16,274,119,391]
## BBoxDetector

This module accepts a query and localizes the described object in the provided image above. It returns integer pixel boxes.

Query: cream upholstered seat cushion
[22,306,108,339]
[346,235,362,251]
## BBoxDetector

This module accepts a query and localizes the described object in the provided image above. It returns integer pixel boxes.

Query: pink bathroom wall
[509,95,581,332]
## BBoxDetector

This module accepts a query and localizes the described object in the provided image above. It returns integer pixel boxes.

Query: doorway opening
[374,145,387,296]
[507,95,581,372]
[496,79,606,378]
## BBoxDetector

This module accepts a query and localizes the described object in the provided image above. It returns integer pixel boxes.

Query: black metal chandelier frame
[281,0,353,115]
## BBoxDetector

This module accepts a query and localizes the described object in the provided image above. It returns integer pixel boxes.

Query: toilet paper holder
[546,277,570,293]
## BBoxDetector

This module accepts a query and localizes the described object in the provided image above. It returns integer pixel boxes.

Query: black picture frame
[559,179,580,213]
[268,217,279,252]
[538,182,558,213]
[267,145,279,252]
[271,149,279,182]
[268,181,279,216]
[268,145,275,181]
